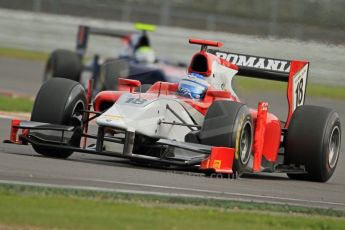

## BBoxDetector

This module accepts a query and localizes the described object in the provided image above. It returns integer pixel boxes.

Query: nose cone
[95,92,195,141]
[96,93,159,133]
[97,109,127,130]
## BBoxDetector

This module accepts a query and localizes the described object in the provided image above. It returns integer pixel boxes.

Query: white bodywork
[96,93,203,141]
[204,60,239,99]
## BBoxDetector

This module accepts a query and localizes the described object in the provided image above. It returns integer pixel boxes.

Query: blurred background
[0,0,344,44]
[0,0,345,86]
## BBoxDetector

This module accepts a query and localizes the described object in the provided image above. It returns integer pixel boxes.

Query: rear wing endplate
[208,49,309,128]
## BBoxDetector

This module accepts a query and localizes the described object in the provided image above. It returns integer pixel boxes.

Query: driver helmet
[134,46,155,64]
[177,72,209,99]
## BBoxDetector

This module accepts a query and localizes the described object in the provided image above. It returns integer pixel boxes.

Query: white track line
[1,178,344,209]
[82,178,345,207]
[0,111,30,120]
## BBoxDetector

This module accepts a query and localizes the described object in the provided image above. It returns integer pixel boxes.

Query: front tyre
[31,78,87,158]
[285,105,341,182]
[199,101,253,175]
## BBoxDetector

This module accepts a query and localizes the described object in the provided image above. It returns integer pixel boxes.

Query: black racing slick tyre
[199,101,254,175]
[285,105,341,182]
[44,49,82,82]
[31,78,87,158]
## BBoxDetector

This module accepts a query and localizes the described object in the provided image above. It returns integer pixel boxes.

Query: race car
[43,23,186,92]
[5,39,341,182]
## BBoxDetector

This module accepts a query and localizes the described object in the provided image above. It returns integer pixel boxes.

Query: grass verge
[0,47,48,62]
[0,184,344,230]
[235,77,345,100]
[0,95,33,113]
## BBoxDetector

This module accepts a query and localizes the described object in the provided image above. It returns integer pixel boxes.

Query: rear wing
[76,23,156,58]
[207,49,309,128]
[76,25,134,57]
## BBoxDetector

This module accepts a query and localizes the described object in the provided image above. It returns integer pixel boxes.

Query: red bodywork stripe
[219,58,239,70]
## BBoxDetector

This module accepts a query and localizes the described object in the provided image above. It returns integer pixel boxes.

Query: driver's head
[177,72,209,99]
[134,46,155,64]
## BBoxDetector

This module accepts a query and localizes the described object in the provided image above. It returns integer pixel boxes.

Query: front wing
[4,120,235,174]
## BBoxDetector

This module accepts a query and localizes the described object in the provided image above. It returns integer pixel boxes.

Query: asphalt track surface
[1,58,345,210]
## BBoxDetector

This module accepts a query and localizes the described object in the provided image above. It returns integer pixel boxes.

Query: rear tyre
[31,78,87,158]
[285,105,341,182]
[199,101,253,175]
[44,49,82,82]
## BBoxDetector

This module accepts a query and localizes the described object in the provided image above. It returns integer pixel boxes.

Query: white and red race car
[5,39,341,182]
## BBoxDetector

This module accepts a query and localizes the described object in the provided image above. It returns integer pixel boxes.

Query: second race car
[43,23,186,93]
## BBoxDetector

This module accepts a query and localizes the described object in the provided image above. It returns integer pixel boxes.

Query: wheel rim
[240,121,252,165]
[68,101,85,127]
[328,126,340,169]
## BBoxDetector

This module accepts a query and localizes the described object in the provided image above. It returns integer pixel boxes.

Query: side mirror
[118,78,141,92]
